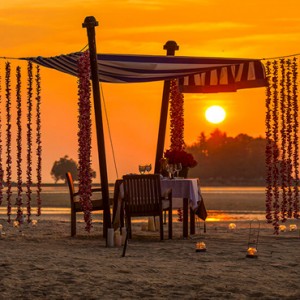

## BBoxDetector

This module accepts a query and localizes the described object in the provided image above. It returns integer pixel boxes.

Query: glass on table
[175,163,182,178]
[138,165,146,174]
[145,164,152,174]
[166,164,175,179]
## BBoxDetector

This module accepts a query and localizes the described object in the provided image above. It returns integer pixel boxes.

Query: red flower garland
[5,62,12,223]
[265,57,300,233]
[16,66,23,224]
[169,79,184,151]
[271,60,280,234]
[35,65,42,216]
[26,61,33,223]
[279,59,287,222]
[77,51,93,232]
[0,68,3,206]
[292,57,299,219]
[286,59,293,218]
[265,61,273,224]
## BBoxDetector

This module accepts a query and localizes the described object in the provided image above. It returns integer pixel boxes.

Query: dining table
[112,176,207,238]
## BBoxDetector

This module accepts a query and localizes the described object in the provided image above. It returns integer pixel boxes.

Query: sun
[205,105,226,124]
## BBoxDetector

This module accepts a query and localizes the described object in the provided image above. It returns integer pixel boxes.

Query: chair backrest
[66,172,75,200]
[123,174,162,215]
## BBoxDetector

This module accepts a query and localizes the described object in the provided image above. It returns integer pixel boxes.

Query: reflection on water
[0,207,267,222]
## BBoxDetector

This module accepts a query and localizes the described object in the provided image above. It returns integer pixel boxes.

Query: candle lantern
[195,241,207,252]
[13,221,19,228]
[246,247,258,258]
[289,224,297,231]
[246,219,260,259]
[228,223,237,230]
[279,225,286,232]
[31,220,38,226]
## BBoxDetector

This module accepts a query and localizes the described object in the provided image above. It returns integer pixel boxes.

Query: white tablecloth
[160,178,201,210]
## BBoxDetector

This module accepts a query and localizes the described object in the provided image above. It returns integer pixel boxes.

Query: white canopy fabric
[21,52,267,92]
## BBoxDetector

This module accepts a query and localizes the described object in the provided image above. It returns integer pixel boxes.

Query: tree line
[51,130,269,185]
[187,129,266,186]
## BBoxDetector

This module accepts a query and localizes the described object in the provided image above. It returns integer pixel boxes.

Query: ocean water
[0,185,271,222]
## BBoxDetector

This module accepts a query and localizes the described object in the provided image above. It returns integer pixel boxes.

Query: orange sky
[1,0,300,183]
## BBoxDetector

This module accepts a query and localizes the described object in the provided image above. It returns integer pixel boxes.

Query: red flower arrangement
[163,79,197,169]
[164,149,197,168]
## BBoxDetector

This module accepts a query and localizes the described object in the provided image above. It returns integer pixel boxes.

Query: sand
[0,213,299,300]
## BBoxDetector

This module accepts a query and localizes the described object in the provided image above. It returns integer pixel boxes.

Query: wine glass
[139,165,146,174]
[145,164,152,174]
[166,164,175,179]
[175,163,182,178]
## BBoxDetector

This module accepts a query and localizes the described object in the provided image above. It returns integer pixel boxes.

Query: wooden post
[82,16,112,235]
[154,41,179,174]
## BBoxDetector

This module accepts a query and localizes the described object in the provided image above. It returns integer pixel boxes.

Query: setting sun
[205,105,226,124]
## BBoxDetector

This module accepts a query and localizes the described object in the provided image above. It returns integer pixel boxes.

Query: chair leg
[126,216,132,239]
[71,210,76,237]
[168,208,173,239]
[163,210,167,224]
[159,213,164,240]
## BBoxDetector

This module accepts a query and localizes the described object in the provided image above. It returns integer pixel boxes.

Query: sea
[0,185,271,222]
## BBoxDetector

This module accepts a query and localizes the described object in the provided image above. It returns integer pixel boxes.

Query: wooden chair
[66,172,105,237]
[123,174,172,240]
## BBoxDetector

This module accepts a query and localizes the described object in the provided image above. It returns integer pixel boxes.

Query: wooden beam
[154,41,179,174]
[82,16,112,236]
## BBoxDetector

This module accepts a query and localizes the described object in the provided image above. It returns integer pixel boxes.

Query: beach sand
[0,211,299,300]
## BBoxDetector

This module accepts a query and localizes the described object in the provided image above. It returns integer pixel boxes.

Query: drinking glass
[175,163,182,178]
[139,165,146,174]
[166,164,175,179]
[145,164,152,174]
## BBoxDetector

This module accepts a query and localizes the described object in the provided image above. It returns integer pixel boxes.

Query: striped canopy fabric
[22,52,267,93]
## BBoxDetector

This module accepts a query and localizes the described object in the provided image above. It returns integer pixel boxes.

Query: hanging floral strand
[271,60,280,234]
[16,66,23,224]
[265,61,273,224]
[169,79,185,222]
[292,57,299,219]
[77,51,93,232]
[26,61,33,223]
[279,58,288,222]
[0,69,3,206]
[285,59,293,218]
[170,79,184,151]
[35,65,42,216]
[5,62,12,223]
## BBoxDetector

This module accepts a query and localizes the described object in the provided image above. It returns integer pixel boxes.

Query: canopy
[22,52,267,92]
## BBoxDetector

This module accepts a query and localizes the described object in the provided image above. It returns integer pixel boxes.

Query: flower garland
[265,61,273,224]
[285,59,293,218]
[35,65,42,216]
[16,66,23,224]
[0,68,3,206]
[5,62,12,223]
[169,79,185,221]
[279,59,287,222]
[271,60,280,234]
[77,51,93,232]
[292,57,299,218]
[265,57,300,233]
[169,79,184,151]
[26,61,33,223]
